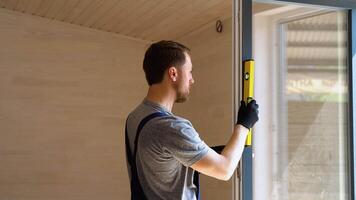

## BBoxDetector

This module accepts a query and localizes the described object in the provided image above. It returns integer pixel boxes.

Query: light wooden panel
[82,0,118,28]
[54,0,81,21]
[3,0,18,10]
[0,1,235,199]
[15,0,28,12]
[107,0,156,33]
[0,8,149,200]
[26,0,43,15]
[36,0,53,17]
[62,0,94,23]
[43,0,67,19]
[89,0,131,30]
[147,0,230,40]
[72,0,104,25]
[0,0,232,41]
[98,0,144,32]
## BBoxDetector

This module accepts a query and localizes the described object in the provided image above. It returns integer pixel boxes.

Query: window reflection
[281,11,349,200]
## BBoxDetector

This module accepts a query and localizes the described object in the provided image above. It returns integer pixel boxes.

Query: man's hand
[191,100,258,181]
[236,99,259,129]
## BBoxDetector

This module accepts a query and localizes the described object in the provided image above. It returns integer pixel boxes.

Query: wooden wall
[0,8,148,200]
[0,6,236,200]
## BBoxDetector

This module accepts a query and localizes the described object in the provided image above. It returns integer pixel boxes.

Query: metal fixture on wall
[216,20,223,33]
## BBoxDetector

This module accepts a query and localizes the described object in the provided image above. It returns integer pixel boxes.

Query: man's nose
[190,78,195,85]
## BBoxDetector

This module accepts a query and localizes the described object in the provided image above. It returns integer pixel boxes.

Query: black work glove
[236,99,259,129]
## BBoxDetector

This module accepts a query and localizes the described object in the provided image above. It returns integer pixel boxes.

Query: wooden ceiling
[0,0,232,41]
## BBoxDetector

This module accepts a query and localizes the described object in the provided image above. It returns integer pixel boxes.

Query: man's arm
[190,124,248,181]
[191,100,258,181]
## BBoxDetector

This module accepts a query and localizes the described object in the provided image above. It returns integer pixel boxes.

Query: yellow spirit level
[243,59,255,146]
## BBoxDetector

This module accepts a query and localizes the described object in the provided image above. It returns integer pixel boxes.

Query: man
[125,40,259,200]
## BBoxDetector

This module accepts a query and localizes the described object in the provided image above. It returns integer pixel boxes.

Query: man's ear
[168,66,178,82]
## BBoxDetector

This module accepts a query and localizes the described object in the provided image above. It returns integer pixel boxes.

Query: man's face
[174,52,194,103]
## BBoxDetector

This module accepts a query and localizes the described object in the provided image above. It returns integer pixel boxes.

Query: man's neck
[145,84,175,112]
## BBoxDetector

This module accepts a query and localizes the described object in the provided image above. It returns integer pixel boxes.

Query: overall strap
[194,171,201,200]
[125,112,168,200]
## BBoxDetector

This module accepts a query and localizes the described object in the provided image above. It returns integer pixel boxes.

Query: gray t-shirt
[126,99,209,200]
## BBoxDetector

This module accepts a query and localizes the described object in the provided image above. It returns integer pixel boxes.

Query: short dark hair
[143,40,190,85]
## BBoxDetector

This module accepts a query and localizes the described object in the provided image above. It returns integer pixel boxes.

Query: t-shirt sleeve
[158,117,210,167]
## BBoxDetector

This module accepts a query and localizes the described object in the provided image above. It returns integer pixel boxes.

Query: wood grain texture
[0,0,232,41]
[0,8,149,199]
[0,3,236,199]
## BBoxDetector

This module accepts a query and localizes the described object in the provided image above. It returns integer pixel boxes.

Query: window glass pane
[281,11,349,200]
[253,3,351,200]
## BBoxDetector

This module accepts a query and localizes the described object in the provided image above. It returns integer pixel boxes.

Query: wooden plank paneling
[83,0,118,28]
[91,0,131,30]
[35,0,52,17]
[0,8,148,199]
[3,0,18,10]
[63,0,95,23]
[124,0,177,37]
[105,0,147,32]
[0,0,5,8]
[72,0,104,25]
[14,0,27,12]
[26,0,42,15]
[147,0,231,40]
[137,0,193,40]
[0,0,232,41]
[0,2,236,199]
[44,0,67,19]
[53,0,80,21]
[111,0,158,35]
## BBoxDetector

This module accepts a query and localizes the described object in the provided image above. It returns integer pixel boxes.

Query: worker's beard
[174,83,189,103]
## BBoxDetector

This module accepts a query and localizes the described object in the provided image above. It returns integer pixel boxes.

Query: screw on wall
[216,20,223,33]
